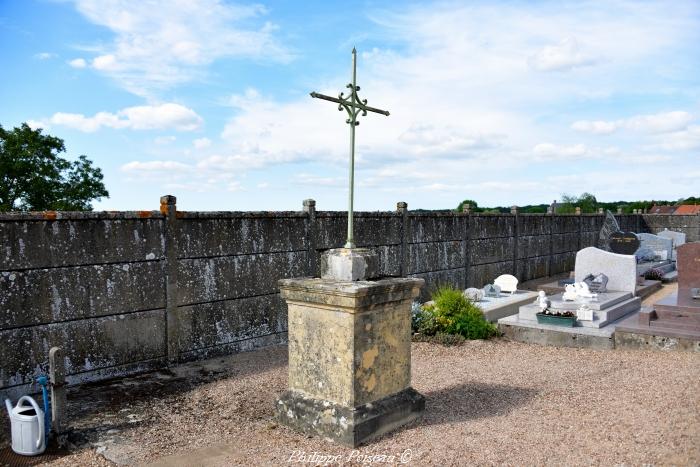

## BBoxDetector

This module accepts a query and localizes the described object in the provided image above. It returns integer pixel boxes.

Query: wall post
[397,202,409,277]
[577,207,582,251]
[511,206,519,277]
[160,195,179,363]
[463,204,472,287]
[547,203,554,277]
[48,347,67,439]
[304,199,317,277]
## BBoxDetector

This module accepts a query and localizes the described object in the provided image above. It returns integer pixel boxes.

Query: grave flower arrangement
[644,267,665,281]
[536,308,577,327]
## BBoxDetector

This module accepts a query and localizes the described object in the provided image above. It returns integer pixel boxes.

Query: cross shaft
[309,48,389,249]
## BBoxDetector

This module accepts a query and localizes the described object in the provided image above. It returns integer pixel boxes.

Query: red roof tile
[649,205,677,214]
[674,204,700,215]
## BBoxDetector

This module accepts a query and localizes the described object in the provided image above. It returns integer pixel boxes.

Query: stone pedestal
[275,249,424,446]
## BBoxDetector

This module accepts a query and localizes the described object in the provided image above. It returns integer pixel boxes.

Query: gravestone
[658,229,686,261]
[494,274,518,295]
[609,231,640,255]
[677,242,700,292]
[499,246,642,346]
[636,233,673,261]
[483,284,501,298]
[619,242,700,341]
[574,247,637,295]
[464,287,483,302]
[598,210,621,251]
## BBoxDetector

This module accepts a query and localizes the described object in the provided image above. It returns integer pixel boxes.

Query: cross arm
[310,92,390,116]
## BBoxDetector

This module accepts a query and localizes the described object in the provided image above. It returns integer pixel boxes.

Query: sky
[1,0,699,212]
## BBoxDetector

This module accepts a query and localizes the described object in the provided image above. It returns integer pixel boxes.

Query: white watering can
[5,396,46,456]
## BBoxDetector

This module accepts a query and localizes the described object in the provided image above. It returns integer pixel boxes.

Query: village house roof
[674,204,700,215]
[648,205,677,214]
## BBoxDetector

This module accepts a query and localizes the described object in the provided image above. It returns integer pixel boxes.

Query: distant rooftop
[674,204,700,215]
[649,205,677,214]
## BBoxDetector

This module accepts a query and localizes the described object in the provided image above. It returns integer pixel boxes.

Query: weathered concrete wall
[1,211,167,399]
[2,203,696,396]
[640,214,700,243]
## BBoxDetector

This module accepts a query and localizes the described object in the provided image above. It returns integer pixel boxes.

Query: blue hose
[36,376,50,446]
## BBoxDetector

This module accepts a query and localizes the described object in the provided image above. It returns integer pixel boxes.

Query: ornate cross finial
[310,48,390,248]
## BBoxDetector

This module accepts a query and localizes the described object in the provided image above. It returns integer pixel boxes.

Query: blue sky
[1,0,698,211]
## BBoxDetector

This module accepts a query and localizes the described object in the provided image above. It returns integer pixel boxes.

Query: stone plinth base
[276,274,424,446]
[498,314,619,350]
[321,248,379,281]
[275,388,425,447]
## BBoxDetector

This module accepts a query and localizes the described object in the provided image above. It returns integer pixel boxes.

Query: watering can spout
[4,398,12,417]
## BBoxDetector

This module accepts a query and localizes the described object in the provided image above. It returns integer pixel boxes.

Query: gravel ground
[14,283,699,466]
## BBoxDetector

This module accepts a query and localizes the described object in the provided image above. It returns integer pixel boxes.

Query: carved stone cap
[278,276,424,311]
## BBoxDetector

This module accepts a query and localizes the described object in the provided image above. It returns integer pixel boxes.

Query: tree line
[456,193,699,214]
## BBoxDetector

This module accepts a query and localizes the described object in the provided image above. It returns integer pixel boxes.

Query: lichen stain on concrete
[361,346,378,369]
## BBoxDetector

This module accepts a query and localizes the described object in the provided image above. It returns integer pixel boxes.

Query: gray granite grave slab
[518,295,640,328]
[549,291,632,311]
[636,233,673,261]
[475,290,538,322]
[636,259,672,276]
[658,229,686,261]
[574,247,637,295]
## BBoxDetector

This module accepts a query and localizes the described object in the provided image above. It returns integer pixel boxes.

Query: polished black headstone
[609,231,640,255]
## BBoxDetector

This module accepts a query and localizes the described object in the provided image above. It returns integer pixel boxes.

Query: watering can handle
[17,396,44,450]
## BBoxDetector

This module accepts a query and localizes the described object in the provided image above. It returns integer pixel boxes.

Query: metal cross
[310,47,390,249]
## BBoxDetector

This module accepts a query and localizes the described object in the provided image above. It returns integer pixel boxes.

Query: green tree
[557,193,577,214]
[456,199,479,212]
[557,192,598,213]
[577,192,597,213]
[0,123,108,211]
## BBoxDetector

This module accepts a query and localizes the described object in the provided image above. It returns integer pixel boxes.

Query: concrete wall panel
[1,218,164,269]
[0,261,165,329]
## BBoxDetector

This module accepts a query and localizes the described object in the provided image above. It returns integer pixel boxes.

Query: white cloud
[626,111,693,133]
[68,58,87,68]
[572,111,693,135]
[35,52,56,60]
[34,103,203,132]
[528,37,596,72]
[193,137,212,149]
[92,54,117,71]
[532,143,588,160]
[653,125,700,151]
[154,135,176,145]
[571,120,618,135]
[112,1,698,206]
[71,0,292,96]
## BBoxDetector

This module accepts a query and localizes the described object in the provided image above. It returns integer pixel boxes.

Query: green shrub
[434,285,499,339]
[412,285,499,340]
